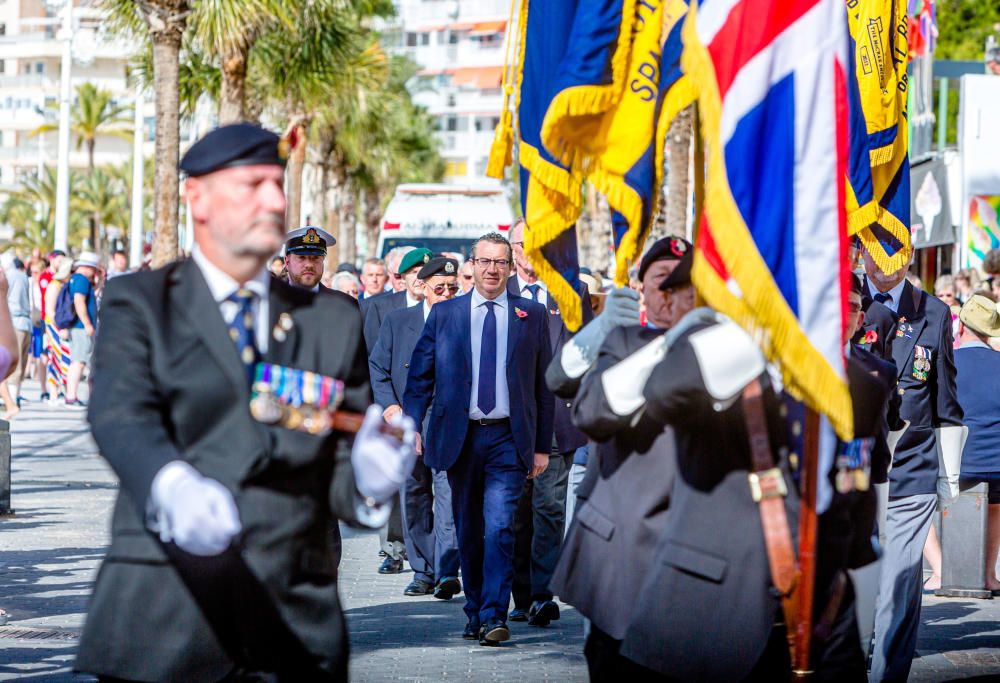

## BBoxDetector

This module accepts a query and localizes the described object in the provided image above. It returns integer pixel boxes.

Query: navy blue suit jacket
[369,303,425,409]
[955,344,1000,479]
[506,278,592,454]
[882,281,964,496]
[402,291,555,471]
[360,290,407,354]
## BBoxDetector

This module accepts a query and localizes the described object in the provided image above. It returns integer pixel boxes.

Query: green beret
[397,248,433,275]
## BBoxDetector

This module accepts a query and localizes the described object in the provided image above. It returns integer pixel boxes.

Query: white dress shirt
[866,277,907,315]
[423,301,432,322]
[515,273,548,307]
[192,246,271,354]
[469,288,510,419]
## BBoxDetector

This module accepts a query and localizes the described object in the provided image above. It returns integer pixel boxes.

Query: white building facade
[382,0,509,183]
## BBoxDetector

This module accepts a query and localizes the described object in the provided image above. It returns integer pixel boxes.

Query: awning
[448,22,477,31]
[470,20,506,35]
[451,66,503,88]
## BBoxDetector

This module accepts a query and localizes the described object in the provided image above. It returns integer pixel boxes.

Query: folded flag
[845,0,912,274]
[685,0,854,440]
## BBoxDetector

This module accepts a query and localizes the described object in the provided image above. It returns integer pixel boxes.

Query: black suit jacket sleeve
[368,316,398,408]
[932,306,963,428]
[87,278,182,512]
[534,309,555,454]
[402,304,438,427]
[544,283,595,399]
[642,325,717,428]
[361,297,381,354]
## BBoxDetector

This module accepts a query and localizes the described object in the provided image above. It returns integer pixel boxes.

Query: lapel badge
[514,306,528,319]
[549,308,560,316]
[273,312,294,342]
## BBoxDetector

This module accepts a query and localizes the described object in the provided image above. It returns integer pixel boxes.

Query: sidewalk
[0,385,998,681]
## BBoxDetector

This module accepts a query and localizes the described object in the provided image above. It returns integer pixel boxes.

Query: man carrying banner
[76,123,417,682]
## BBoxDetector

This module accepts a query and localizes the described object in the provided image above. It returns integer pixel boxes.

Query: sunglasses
[431,283,460,295]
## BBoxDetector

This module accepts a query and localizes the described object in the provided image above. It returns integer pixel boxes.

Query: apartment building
[382,0,509,183]
[0,0,138,194]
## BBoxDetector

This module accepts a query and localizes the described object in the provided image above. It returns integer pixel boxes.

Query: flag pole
[792,406,820,679]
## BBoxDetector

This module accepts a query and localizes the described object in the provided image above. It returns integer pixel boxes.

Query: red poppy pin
[515,307,528,319]
[862,329,878,345]
[670,238,687,257]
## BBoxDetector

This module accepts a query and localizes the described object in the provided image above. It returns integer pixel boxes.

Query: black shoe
[433,576,462,600]
[39,392,49,401]
[404,579,434,596]
[527,599,560,627]
[378,556,403,574]
[479,619,510,646]
[508,607,529,622]
[462,621,481,640]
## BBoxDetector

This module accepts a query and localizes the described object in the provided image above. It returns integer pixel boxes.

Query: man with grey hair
[385,246,415,294]
[360,257,388,300]
[331,272,360,299]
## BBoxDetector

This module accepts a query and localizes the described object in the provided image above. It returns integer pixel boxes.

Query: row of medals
[249,363,344,435]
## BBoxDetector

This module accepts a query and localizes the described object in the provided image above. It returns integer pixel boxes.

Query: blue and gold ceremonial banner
[845,0,912,274]
[488,0,696,328]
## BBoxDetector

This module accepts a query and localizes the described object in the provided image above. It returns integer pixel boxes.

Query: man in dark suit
[369,256,462,599]
[75,124,417,682]
[360,246,431,573]
[862,250,964,683]
[614,263,895,681]
[506,218,593,626]
[403,232,554,646]
[360,247,430,354]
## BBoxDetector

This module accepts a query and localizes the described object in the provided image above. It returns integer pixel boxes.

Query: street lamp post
[52,0,74,253]
[129,95,145,268]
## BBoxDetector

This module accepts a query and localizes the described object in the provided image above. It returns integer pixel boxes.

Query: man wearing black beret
[369,256,463,599]
[76,123,418,681]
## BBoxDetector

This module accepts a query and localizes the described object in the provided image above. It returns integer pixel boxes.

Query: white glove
[351,404,418,504]
[935,425,968,511]
[149,460,242,556]
[560,287,641,378]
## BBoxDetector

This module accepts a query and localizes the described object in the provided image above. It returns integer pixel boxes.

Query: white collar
[405,291,422,308]
[192,246,270,303]
[471,287,508,308]
[867,277,907,306]
[516,274,546,293]
[423,301,432,321]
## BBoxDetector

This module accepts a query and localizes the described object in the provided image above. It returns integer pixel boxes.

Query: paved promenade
[0,386,998,681]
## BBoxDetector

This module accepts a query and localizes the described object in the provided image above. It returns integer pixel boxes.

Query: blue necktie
[873,292,891,305]
[526,284,540,302]
[478,301,497,415]
[227,288,259,385]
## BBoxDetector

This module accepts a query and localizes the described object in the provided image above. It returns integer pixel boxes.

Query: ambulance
[374,183,516,259]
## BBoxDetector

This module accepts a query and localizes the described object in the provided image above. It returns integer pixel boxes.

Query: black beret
[639,236,691,280]
[179,123,286,177]
[418,257,459,280]
[658,246,693,291]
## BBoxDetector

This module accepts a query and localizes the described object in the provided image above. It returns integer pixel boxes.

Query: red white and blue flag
[684,0,854,440]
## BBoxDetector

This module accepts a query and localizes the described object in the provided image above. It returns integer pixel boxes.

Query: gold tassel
[487,111,514,179]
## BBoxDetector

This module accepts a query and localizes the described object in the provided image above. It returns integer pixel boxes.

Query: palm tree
[187,0,291,123]
[31,82,132,252]
[102,0,191,266]
[251,0,390,232]
[73,167,129,249]
[1,166,89,250]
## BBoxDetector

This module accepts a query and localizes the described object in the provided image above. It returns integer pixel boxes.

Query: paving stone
[1,385,998,681]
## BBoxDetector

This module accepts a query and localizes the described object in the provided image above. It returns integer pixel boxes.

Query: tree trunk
[285,121,308,230]
[87,138,101,254]
[334,172,357,265]
[660,104,693,241]
[218,51,247,124]
[363,187,382,258]
[150,31,184,267]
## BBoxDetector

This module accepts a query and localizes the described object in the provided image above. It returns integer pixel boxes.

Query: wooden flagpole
[792,407,820,679]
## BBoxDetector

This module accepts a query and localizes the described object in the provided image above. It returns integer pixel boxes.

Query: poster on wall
[967,195,1000,271]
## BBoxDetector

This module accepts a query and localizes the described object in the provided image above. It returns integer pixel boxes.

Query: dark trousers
[448,421,527,625]
[378,492,405,559]
[585,626,667,682]
[512,447,572,607]
[401,458,460,584]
